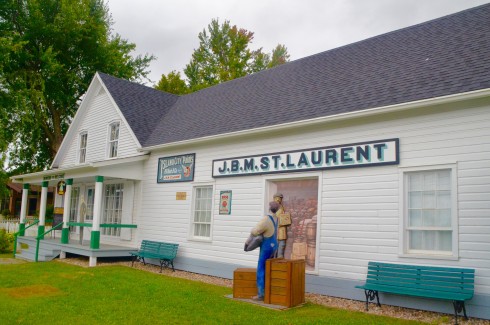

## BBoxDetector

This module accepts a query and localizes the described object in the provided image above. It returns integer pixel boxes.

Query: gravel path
[55,257,489,325]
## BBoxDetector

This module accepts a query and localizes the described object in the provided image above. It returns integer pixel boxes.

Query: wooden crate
[233,268,257,298]
[264,258,305,307]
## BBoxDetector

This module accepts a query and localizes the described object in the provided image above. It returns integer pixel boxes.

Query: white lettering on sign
[212,139,399,177]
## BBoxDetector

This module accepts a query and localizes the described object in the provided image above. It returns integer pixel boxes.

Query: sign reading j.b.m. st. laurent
[212,139,399,178]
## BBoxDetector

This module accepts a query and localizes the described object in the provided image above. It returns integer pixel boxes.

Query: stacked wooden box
[233,268,257,299]
[264,258,305,307]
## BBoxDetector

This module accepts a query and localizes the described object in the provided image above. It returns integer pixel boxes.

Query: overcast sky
[106,0,489,85]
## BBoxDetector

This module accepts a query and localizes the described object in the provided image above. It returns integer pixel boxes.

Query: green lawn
[0,260,422,325]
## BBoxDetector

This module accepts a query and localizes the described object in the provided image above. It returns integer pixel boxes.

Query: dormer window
[79,132,88,163]
[108,121,120,158]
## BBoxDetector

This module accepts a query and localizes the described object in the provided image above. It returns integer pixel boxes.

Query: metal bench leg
[452,301,467,325]
[364,290,380,311]
[462,302,468,320]
[159,260,164,273]
[131,255,136,267]
[171,260,175,272]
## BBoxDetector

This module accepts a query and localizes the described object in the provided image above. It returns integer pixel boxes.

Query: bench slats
[364,264,475,297]
[366,271,475,282]
[130,240,179,272]
[359,283,473,301]
[366,275,475,288]
[368,261,475,274]
[357,261,475,323]
[367,266,475,276]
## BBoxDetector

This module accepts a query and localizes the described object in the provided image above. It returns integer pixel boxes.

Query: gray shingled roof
[98,72,179,145]
[100,4,490,148]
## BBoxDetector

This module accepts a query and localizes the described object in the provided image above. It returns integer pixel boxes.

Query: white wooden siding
[138,99,490,294]
[59,90,140,167]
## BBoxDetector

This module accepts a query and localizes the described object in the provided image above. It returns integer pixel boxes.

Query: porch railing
[12,220,39,257]
[35,223,64,262]
[14,221,137,261]
[66,222,138,228]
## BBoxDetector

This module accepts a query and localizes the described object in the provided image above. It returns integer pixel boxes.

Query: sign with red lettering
[219,190,232,215]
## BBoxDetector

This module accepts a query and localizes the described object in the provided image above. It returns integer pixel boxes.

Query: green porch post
[37,181,49,239]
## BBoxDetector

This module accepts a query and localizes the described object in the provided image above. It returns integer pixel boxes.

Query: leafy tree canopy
[0,0,154,176]
[155,18,290,94]
[155,70,189,95]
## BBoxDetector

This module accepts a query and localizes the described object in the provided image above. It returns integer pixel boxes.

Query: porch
[15,235,137,263]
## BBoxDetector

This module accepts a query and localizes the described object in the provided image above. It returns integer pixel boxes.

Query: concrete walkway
[0,257,27,265]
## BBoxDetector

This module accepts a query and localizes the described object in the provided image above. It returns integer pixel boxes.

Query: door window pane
[102,183,123,236]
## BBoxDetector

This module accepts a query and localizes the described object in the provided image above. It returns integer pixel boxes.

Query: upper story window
[78,132,88,163]
[108,121,120,158]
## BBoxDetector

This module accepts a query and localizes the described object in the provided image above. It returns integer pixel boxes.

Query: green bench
[130,240,179,272]
[356,261,475,324]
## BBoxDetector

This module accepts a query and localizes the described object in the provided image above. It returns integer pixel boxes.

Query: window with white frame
[79,132,87,163]
[108,122,120,158]
[402,166,457,256]
[191,186,213,239]
[102,183,124,236]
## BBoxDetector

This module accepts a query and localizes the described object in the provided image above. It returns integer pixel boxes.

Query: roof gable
[97,73,179,145]
[52,74,148,168]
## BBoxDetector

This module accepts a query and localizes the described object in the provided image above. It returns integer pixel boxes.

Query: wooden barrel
[306,222,317,242]
[306,241,316,267]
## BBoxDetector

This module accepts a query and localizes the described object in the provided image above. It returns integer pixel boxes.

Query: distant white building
[12,4,490,319]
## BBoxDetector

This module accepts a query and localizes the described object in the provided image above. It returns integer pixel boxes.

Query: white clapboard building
[12,4,490,319]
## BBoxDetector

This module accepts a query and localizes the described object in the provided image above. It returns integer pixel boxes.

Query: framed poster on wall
[157,153,195,183]
[219,190,232,215]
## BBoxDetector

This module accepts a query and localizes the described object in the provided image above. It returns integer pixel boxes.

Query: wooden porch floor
[16,236,138,261]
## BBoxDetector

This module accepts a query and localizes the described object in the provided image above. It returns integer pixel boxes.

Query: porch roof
[10,155,149,185]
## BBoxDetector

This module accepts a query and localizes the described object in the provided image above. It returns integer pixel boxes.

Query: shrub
[0,229,14,253]
[1,208,11,218]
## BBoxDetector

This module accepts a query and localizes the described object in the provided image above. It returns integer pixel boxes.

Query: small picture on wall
[219,190,232,215]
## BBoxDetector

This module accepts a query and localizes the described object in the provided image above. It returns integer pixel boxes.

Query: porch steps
[16,237,61,262]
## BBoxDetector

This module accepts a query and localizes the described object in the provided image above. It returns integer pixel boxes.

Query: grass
[0,260,422,325]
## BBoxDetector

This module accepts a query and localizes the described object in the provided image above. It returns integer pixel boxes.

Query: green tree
[156,18,290,94]
[155,70,189,95]
[0,0,154,175]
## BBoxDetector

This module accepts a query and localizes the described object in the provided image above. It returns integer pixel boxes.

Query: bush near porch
[0,229,14,253]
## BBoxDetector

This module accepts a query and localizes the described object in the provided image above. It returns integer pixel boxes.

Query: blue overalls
[256,215,278,299]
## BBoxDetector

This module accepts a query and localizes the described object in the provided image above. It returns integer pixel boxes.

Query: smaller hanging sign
[219,190,232,215]
[57,180,67,195]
